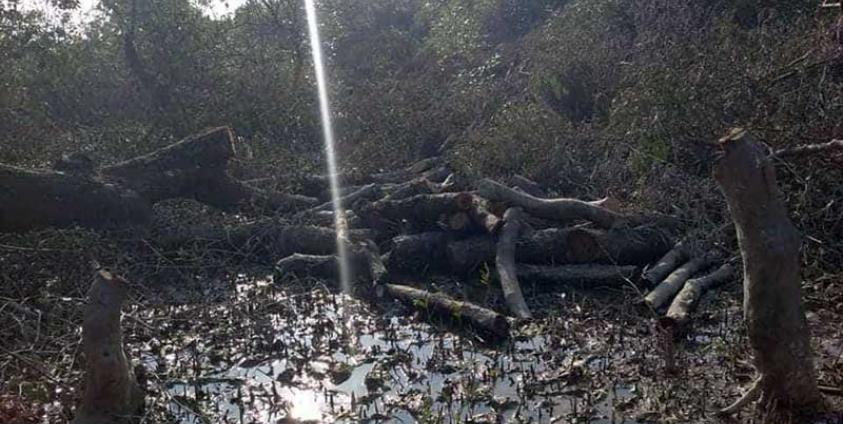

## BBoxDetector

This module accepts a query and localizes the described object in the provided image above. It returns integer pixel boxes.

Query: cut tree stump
[714,129,821,418]
[496,208,532,319]
[477,178,624,228]
[663,263,735,327]
[385,284,510,338]
[72,271,143,424]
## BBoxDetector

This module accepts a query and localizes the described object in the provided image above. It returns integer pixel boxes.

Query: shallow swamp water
[114,271,843,424]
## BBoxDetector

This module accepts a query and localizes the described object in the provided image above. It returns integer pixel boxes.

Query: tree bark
[714,129,821,418]
[72,271,144,424]
[477,178,624,228]
[384,284,510,339]
[383,232,451,275]
[496,208,532,319]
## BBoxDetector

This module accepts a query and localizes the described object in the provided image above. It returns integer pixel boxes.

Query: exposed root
[719,376,762,415]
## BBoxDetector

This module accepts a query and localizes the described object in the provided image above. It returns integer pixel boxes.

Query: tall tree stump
[73,271,143,424]
[714,129,821,419]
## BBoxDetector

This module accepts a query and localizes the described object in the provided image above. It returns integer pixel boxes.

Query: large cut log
[642,242,689,287]
[663,263,735,327]
[72,271,144,424]
[154,223,378,263]
[477,178,624,228]
[384,284,510,338]
[447,225,672,272]
[103,127,316,212]
[274,240,386,285]
[467,196,503,234]
[643,252,719,310]
[0,128,317,232]
[0,164,152,232]
[714,129,821,417]
[517,264,639,288]
[357,192,473,233]
[496,208,532,319]
[383,232,450,274]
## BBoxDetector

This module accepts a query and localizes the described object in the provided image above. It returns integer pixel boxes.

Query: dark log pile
[1,126,740,339]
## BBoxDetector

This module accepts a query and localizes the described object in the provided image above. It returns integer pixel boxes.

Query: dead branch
[663,263,735,326]
[477,178,624,228]
[643,251,720,310]
[384,284,510,338]
[496,208,532,319]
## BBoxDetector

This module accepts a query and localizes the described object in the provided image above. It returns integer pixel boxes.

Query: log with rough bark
[517,264,640,288]
[357,192,474,232]
[72,270,144,424]
[714,129,821,418]
[0,127,317,233]
[383,232,450,274]
[642,242,689,287]
[154,223,379,262]
[663,263,735,327]
[643,252,720,310]
[274,240,386,285]
[467,196,503,234]
[496,208,532,319]
[384,284,510,338]
[447,225,672,272]
[477,178,624,228]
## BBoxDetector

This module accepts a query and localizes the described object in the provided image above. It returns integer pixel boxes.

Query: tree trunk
[517,264,639,288]
[714,129,821,418]
[73,271,144,424]
[0,127,317,233]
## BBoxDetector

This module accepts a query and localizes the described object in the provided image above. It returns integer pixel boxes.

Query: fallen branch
[477,178,624,228]
[771,139,843,159]
[384,284,510,338]
[496,208,532,319]
[642,242,689,287]
[643,252,720,310]
[663,263,736,326]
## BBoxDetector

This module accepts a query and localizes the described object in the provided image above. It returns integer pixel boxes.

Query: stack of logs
[0,127,741,338]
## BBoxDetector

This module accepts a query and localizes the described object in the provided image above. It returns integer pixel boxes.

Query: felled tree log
[383,232,450,274]
[517,264,639,288]
[72,270,143,424]
[477,178,624,228]
[714,129,821,417]
[384,284,510,338]
[154,223,378,262]
[643,252,720,310]
[447,225,672,272]
[496,208,532,319]
[642,242,689,287]
[663,263,735,327]
[0,128,316,233]
[296,183,381,219]
[467,196,503,234]
[275,240,386,285]
[102,127,316,212]
[0,164,152,232]
[357,192,473,232]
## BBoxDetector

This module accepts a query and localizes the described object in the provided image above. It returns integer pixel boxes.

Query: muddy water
[133,276,643,423]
